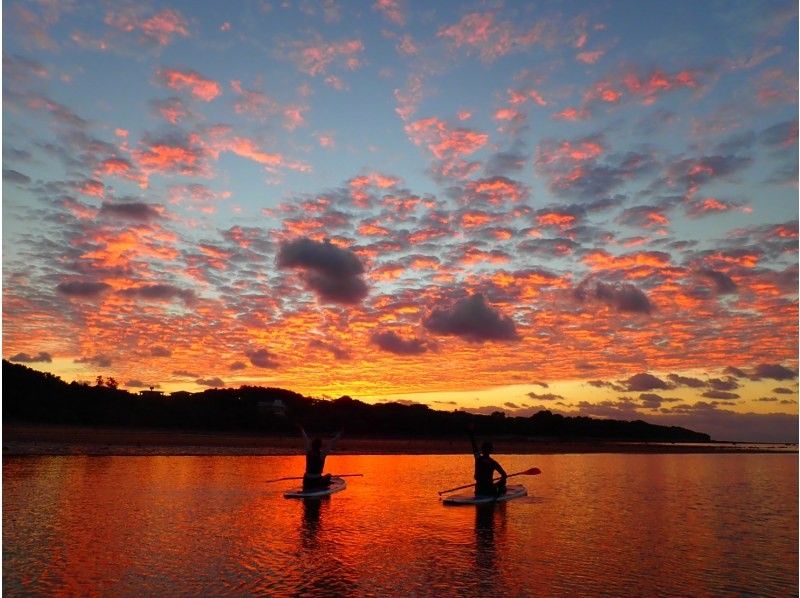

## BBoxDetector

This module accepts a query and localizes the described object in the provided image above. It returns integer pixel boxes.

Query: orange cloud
[156,68,221,101]
[553,107,589,121]
[537,211,577,229]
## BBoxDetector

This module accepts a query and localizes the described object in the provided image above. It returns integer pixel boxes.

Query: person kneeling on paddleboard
[469,427,507,497]
[300,426,342,491]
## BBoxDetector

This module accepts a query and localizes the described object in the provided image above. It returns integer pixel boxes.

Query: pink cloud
[292,37,364,76]
[283,105,308,130]
[464,176,529,205]
[374,0,406,26]
[394,73,424,121]
[198,128,311,174]
[105,8,189,46]
[552,106,589,121]
[438,11,556,62]
[140,9,189,45]
[576,50,604,64]
[317,133,335,148]
[156,68,221,101]
[494,108,523,121]
[404,117,488,159]
[349,173,400,189]
[133,139,207,177]
[151,97,190,124]
[74,179,105,198]
[685,197,752,218]
[438,12,513,61]
[536,138,604,165]
[230,80,277,118]
[585,68,703,107]
[397,34,418,55]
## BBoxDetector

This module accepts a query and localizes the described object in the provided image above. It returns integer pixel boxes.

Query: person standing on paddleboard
[469,426,508,497]
[300,426,342,490]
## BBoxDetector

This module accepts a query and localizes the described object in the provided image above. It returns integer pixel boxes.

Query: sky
[2,0,798,442]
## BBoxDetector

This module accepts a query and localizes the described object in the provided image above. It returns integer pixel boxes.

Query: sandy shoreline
[3,424,796,456]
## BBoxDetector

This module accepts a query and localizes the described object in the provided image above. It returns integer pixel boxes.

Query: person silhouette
[300,426,342,491]
[469,426,507,497]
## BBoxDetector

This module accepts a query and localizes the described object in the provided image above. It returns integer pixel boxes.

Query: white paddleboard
[442,484,527,506]
[284,476,347,499]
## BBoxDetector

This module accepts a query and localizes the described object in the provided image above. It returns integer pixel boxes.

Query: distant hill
[2,360,711,442]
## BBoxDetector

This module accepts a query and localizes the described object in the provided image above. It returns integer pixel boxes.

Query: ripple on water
[3,454,797,597]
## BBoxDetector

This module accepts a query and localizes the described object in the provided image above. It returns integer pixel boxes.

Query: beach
[3,423,794,456]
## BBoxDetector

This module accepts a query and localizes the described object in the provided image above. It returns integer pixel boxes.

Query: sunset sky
[3,0,798,441]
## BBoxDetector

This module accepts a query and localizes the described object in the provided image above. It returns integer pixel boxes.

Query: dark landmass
[4,423,796,456]
[3,360,716,454]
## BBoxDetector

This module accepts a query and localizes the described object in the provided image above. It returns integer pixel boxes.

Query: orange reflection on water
[3,453,798,596]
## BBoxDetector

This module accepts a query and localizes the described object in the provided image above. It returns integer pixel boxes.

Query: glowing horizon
[3,0,798,441]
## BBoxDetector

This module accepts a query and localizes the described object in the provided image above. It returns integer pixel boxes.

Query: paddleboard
[442,484,527,506]
[284,476,347,499]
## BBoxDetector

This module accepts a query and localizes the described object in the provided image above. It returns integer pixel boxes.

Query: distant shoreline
[2,423,796,456]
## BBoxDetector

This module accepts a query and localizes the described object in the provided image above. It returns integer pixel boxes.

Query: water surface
[4,453,797,596]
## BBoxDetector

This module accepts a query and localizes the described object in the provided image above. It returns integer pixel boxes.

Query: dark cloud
[751,363,796,380]
[119,284,196,304]
[697,268,737,294]
[172,369,199,378]
[667,373,707,388]
[526,391,564,401]
[772,387,795,395]
[424,293,519,343]
[246,348,279,368]
[125,380,158,388]
[309,339,351,360]
[277,237,368,304]
[150,346,172,357]
[370,330,428,355]
[484,147,528,176]
[616,205,669,230]
[639,393,665,408]
[624,373,670,391]
[229,361,247,371]
[3,169,31,185]
[100,201,162,221]
[518,238,579,258]
[196,377,225,387]
[701,390,741,400]
[56,281,112,298]
[575,280,653,314]
[707,377,739,391]
[759,119,797,149]
[9,351,52,363]
[75,354,112,367]
[724,366,748,378]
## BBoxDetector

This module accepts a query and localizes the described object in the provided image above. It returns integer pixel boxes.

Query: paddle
[264,473,364,483]
[438,467,541,495]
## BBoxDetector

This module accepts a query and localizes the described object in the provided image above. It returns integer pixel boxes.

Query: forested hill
[2,360,712,442]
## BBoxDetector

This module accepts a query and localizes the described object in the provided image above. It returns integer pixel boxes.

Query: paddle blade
[526,467,542,475]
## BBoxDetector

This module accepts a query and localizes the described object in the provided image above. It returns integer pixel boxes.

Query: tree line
[2,360,711,442]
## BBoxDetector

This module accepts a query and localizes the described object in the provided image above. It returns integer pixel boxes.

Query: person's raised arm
[468,424,479,457]
[299,425,311,452]
[323,429,343,456]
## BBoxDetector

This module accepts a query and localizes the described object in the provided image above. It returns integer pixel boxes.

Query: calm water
[4,454,797,597]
